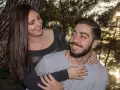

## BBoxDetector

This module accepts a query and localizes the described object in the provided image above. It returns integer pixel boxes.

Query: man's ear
[92,40,100,49]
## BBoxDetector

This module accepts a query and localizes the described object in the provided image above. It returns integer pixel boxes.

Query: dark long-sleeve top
[24,69,68,90]
[23,30,69,90]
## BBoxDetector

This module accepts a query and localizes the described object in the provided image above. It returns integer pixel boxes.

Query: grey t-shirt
[35,50,108,90]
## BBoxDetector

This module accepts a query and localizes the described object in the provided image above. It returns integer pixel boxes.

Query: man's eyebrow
[80,32,89,37]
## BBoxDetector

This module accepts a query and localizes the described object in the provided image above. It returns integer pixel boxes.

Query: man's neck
[66,50,92,65]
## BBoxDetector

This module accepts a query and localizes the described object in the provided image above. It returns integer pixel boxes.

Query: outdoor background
[0,0,120,90]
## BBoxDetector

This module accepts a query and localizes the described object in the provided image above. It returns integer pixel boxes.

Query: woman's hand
[67,66,88,80]
[88,51,99,64]
[37,74,63,90]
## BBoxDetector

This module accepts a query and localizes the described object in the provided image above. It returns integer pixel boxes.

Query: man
[35,18,108,90]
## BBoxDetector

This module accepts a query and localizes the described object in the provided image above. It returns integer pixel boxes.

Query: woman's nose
[36,20,42,26]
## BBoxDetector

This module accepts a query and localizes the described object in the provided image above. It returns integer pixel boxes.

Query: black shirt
[23,30,69,90]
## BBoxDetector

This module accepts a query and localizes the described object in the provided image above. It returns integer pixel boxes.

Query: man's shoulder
[86,62,108,75]
[95,62,108,72]
[35,50,68,75]
[38,50,66,64]
[43,50,66,59]
[36,50,66,66]
[87,62,108,78]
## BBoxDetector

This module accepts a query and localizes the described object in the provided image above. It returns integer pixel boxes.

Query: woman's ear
[92,40,100,49]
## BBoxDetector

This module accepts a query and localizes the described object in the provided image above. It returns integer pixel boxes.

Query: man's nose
[73,34,81,43]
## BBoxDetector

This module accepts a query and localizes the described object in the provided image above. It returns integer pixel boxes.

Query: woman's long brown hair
[7,4,34,81]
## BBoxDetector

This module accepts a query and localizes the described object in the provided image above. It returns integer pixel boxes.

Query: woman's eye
[29,21,34,25]
[37,16,41,20]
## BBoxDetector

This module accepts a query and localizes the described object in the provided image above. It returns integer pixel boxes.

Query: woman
[6,3,96,90]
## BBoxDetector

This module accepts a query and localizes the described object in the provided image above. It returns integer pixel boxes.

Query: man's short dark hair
[74,18,101,40]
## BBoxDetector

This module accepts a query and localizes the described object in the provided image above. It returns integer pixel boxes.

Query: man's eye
[81,35,86,39]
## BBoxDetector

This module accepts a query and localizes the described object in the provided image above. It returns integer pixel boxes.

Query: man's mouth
[72,44,80,48]
[69,42,83,48]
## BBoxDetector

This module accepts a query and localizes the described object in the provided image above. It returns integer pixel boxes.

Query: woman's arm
[23,66,87,90]
[23,69,68,90]
[37,74,64,90]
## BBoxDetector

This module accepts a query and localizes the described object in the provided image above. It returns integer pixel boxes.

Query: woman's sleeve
[23,69,69,90]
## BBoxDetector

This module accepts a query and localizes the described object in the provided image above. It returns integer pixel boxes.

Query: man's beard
[69,42,92,58]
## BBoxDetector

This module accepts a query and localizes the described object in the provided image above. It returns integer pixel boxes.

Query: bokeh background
[0,0,120,90]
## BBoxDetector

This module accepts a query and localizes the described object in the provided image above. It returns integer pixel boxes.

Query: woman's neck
[28,29,54,50]
[29,36,43,44]
[28,31,46,50]
[28,31,45,44]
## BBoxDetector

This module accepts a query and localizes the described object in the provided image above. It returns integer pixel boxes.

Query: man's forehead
[74,24,93,33]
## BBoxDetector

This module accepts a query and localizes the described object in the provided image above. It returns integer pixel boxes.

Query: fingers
[78,72,88,77]
[47,73,56,82]
[38,74,63,90]
[39,74,63,90]
[76,71,88,77]
[88,51,99,64]
[38,75,54,90]
[40,75,52,88]
[78,67,88,73]
[74,66,88,77]
[88,59,99,64]
[45,74,53,84]
[72,66,88,80]
[37,83,51,90]
[76,66,88,73]
[37,83,47,90]
[67,65,89,79]
[78,66,87,71]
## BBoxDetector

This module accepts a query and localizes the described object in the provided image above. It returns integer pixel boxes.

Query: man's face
[69,24,95,58]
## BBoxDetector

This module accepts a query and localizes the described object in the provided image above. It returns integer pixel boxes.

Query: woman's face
[28,9,43,37]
